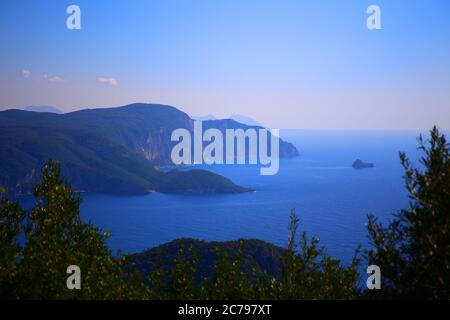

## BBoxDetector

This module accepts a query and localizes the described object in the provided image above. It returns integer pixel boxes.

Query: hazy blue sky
[0,0,449,129]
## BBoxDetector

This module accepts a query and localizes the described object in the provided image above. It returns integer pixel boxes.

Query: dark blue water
[76,130,421,264]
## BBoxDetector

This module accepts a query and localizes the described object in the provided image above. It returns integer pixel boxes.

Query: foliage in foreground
[366,126,450,299]
[0,161,150,299]
[147,209,359,300]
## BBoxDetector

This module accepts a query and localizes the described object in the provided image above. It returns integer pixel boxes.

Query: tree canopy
[366,126,450,299]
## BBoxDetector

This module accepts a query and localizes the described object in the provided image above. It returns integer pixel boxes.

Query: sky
[0,0,449,130]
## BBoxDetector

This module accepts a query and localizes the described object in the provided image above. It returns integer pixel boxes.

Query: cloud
[97,77,118,86]
[43,74,64,82]
[21,69,31,78]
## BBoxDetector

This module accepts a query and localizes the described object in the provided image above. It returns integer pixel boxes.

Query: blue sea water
[75,130,423,265]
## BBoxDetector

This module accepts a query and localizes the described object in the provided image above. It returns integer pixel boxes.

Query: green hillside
[0,103,298,194]
[128,238,285,283]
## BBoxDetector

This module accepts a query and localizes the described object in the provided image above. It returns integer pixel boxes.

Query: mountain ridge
[0,103,298,195]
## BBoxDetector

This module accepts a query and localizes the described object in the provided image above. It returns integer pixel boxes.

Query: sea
[73,129,425,265]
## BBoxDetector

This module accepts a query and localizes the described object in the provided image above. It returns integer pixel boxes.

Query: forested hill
[128,238,285,283]
[0,103,298,195]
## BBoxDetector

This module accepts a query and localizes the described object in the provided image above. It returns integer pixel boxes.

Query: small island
[352,159,374,169]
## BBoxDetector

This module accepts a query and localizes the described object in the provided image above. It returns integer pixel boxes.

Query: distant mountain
[202,119,299,158]
[128,238,285,283]
[229,114,263,127]
[22,105,63,114]
[193,114,264,127]
[191,114,217,121]
[0,104,194,166]
[0,103,298,194]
